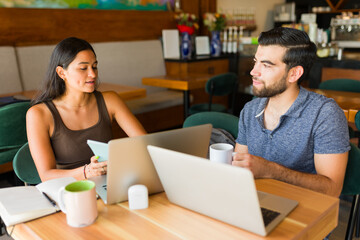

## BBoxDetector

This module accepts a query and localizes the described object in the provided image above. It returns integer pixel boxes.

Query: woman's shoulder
[27,102,51,119]
[100,90,118,98]
[100,90,123,103]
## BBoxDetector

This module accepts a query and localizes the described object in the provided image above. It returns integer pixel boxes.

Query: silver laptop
[147,145,298,236]
[89,124,212,204]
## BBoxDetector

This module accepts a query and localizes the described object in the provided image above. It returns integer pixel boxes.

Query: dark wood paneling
[0,8,176,46]
[199,0,217,35]
[0,0,216,46]
[181,0,200,15]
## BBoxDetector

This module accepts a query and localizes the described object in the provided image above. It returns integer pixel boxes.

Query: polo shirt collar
[255,86,308,119]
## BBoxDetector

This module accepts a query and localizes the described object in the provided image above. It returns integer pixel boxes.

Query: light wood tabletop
[142,75,212,91]
[0,82,146,101]
[7,179,339,240]
[142,75,212,117]
[308,88,360,123]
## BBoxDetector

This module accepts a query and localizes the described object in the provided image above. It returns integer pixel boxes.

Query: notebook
[88,124,212,204]
[0,177,76,226]
[147,145,298,236]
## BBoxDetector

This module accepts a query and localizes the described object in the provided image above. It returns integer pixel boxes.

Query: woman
[26,37,146,181]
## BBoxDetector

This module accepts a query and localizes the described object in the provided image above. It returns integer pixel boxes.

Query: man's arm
[233,143,348,197]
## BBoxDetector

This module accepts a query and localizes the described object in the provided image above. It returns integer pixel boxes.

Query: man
[233,27,350,197]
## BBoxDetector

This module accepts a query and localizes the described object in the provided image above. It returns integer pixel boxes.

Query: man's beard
[252,74,288,98]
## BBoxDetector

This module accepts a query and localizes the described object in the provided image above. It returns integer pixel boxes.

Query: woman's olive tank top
[44,91,112,169]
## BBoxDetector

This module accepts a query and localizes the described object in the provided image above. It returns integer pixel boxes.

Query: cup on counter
[58,180,98,227]
[209,143,234,164]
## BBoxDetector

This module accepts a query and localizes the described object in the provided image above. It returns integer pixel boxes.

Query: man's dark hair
[258,27,317,85]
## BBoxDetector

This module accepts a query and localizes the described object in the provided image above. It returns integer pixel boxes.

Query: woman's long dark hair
[32,37,96,105]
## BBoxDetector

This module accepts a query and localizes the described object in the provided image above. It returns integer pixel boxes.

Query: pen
[42,192,57,207]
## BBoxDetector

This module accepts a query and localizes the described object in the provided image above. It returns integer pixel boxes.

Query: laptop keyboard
[261,207,280,226]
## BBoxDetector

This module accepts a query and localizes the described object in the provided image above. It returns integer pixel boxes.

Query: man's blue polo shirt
[236,87,350,174]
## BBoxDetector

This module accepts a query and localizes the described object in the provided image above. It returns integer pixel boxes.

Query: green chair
[13,142,41,185]
[319,78,360,93]
[0,101,30,174]
[342,143,360,240]
[344,111,360,239]
[189,72,238,116]
[183,111,239,139]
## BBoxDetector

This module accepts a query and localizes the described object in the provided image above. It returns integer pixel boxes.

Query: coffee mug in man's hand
[58,180,98,227]
[209,143,234,164]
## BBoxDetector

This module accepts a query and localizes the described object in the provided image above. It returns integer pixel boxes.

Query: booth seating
[0,40,184,135]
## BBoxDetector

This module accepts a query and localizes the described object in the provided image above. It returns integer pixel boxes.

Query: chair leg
[345,194,360,240]
[356,203,360,237]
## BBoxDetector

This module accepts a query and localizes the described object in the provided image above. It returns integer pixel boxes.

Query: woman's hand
[85,156,108,179]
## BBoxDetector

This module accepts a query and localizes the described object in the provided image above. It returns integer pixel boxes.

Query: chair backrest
[0,101,30,151]
[318,78,360,93]
[183,111,239,139]
[355,111,360,130]
[13,142,41,185]
[342,142,360,195]
[205,72,238,96]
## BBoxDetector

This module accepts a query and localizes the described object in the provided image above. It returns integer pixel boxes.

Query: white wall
[217,0,285,37]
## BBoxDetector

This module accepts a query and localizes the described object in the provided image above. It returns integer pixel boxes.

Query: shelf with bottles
[224,7,257,34]
[220,26,258,56]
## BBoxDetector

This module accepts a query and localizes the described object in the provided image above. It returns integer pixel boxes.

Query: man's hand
[234,143,348,197]
[232,152,272,178]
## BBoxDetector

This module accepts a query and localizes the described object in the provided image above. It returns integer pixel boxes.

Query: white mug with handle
[58,180,98,228]
[209,143,234,164]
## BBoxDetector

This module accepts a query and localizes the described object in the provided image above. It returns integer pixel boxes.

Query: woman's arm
[102,91,146,137]
[26,104,106,182]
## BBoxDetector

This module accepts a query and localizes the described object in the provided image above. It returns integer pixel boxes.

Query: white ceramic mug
[209,143,234,164]
[58,180,98,227]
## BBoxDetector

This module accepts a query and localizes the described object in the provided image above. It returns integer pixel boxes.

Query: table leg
[183,90,190,119]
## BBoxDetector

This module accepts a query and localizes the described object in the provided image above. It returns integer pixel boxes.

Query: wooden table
[142,75,211,117]
[309,88,360,123]
[7,179,339,240]
[0,83,146,101]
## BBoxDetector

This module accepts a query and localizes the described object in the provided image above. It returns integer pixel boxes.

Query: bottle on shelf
[222,28,228,54]
[227,27,233,53]
[238,26,244,53]
[232,26,238,53]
